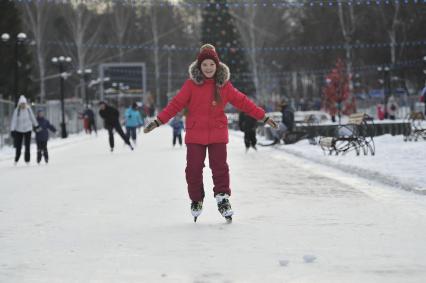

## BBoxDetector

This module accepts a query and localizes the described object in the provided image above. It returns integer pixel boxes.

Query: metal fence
[0,98,15,148]
[357,95,424,120]
[0,98,103,149]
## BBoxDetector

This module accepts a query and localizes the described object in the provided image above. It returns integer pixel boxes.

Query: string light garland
[44,39,426,53]
[98,58,424,82]
[11,0,426,8]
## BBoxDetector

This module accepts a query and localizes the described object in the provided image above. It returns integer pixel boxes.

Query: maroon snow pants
[186,143,231,202]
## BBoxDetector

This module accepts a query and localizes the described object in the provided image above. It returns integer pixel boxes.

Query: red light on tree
[323,58,355,123]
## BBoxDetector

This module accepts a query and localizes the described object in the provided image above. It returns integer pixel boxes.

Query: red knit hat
[197,44,220,68]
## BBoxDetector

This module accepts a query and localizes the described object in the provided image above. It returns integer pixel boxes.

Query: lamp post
[51,56,72,138]
[77,68,93,107]
[89,76,109,103]
[1,32,27,105]
[271,60,284,98]
[377,66,391,119]
[352,73,362,113]
[423,56,426,115]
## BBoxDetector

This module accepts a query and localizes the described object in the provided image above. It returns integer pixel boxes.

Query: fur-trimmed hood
[188,60,230,87]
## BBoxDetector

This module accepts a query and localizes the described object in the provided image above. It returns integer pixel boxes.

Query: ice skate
[216,193,233,222]
[191,201,203,222]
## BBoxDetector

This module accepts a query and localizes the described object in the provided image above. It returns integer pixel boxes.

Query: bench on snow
[403,112,426,142]
[319,113,375,156]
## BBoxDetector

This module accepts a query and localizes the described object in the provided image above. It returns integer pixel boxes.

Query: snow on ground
[254,132,426,194]
[0,132,95,161]
[1,128,426,282]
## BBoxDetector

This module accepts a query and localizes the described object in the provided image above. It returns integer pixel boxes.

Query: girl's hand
[143,119,161,133]
[263,116,278,128]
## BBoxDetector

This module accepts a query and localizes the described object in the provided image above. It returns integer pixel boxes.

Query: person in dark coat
[98,101,133,152]
[239,111,258,152]
[83,106,97,135]
[35,110,56,164]
[271,100,295,144]
[169,113,184,147]
[281,101,294,132]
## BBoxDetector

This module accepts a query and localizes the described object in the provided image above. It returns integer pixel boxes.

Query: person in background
[271,100,294,144]
[169,113,184,147]
[98,101,133,152]
[238,111,258,152]
[83,106,97,135]
[281,101,295,133]
[421,83,426,115]
[376,104,385,120]
[35,110,56,164]
[387,95,399,120]
[124,102,144,145]
[10,95,39,165]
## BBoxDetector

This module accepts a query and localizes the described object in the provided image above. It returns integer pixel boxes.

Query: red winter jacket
[157,62,265,145]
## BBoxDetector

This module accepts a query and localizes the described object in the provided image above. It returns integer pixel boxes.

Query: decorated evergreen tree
[201,0,255,96]
[322,59,355,123]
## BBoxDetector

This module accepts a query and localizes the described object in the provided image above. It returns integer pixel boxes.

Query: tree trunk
[150,6,161,108]
[246,7,259,96]
[338,5,355,97]
[22,3,50,102]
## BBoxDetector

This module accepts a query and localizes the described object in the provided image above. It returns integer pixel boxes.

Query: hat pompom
[18,95,27,105]
[200,43,216,52]
[197,45,220,68]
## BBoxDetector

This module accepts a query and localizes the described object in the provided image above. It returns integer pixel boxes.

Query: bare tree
[378,3,401,65]
[231,7,281,97]
[21,2,52,103]
[59,2,108,101]
[337,5,356,93]
[105,1,134,62]
[232,7,260,95]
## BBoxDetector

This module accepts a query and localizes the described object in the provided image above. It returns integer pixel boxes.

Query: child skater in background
[169,113,184,147]
[144,44,278,222]
[124,102,144,146]
[35,110,56,164]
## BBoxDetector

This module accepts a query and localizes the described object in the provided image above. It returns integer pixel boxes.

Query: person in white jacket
[386,95,399,120]
[10,95,39,165]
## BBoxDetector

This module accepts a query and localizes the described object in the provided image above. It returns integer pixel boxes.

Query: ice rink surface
[1,128,426,283]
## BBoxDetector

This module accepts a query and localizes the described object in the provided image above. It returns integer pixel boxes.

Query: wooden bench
[403,112,426,142]
[319,113,375,156]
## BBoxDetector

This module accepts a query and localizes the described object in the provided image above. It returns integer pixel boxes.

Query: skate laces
[217,199,231,213]
[191,201,203,211]
[215,193,229,203]
[216,194,232,215]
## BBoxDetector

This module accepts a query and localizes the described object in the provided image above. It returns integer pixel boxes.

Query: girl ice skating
[144,44,277,222]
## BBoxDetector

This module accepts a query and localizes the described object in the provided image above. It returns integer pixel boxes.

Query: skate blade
[194,217,198,222]
[225,216,232,223]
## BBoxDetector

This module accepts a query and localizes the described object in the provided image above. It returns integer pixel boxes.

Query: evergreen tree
[323,58,355,124]
[0,0,33,103]
[201,0,255,96]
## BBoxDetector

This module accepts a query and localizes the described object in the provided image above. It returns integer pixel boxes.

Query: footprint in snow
[303,254,317,263]
[278,259,290,267]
